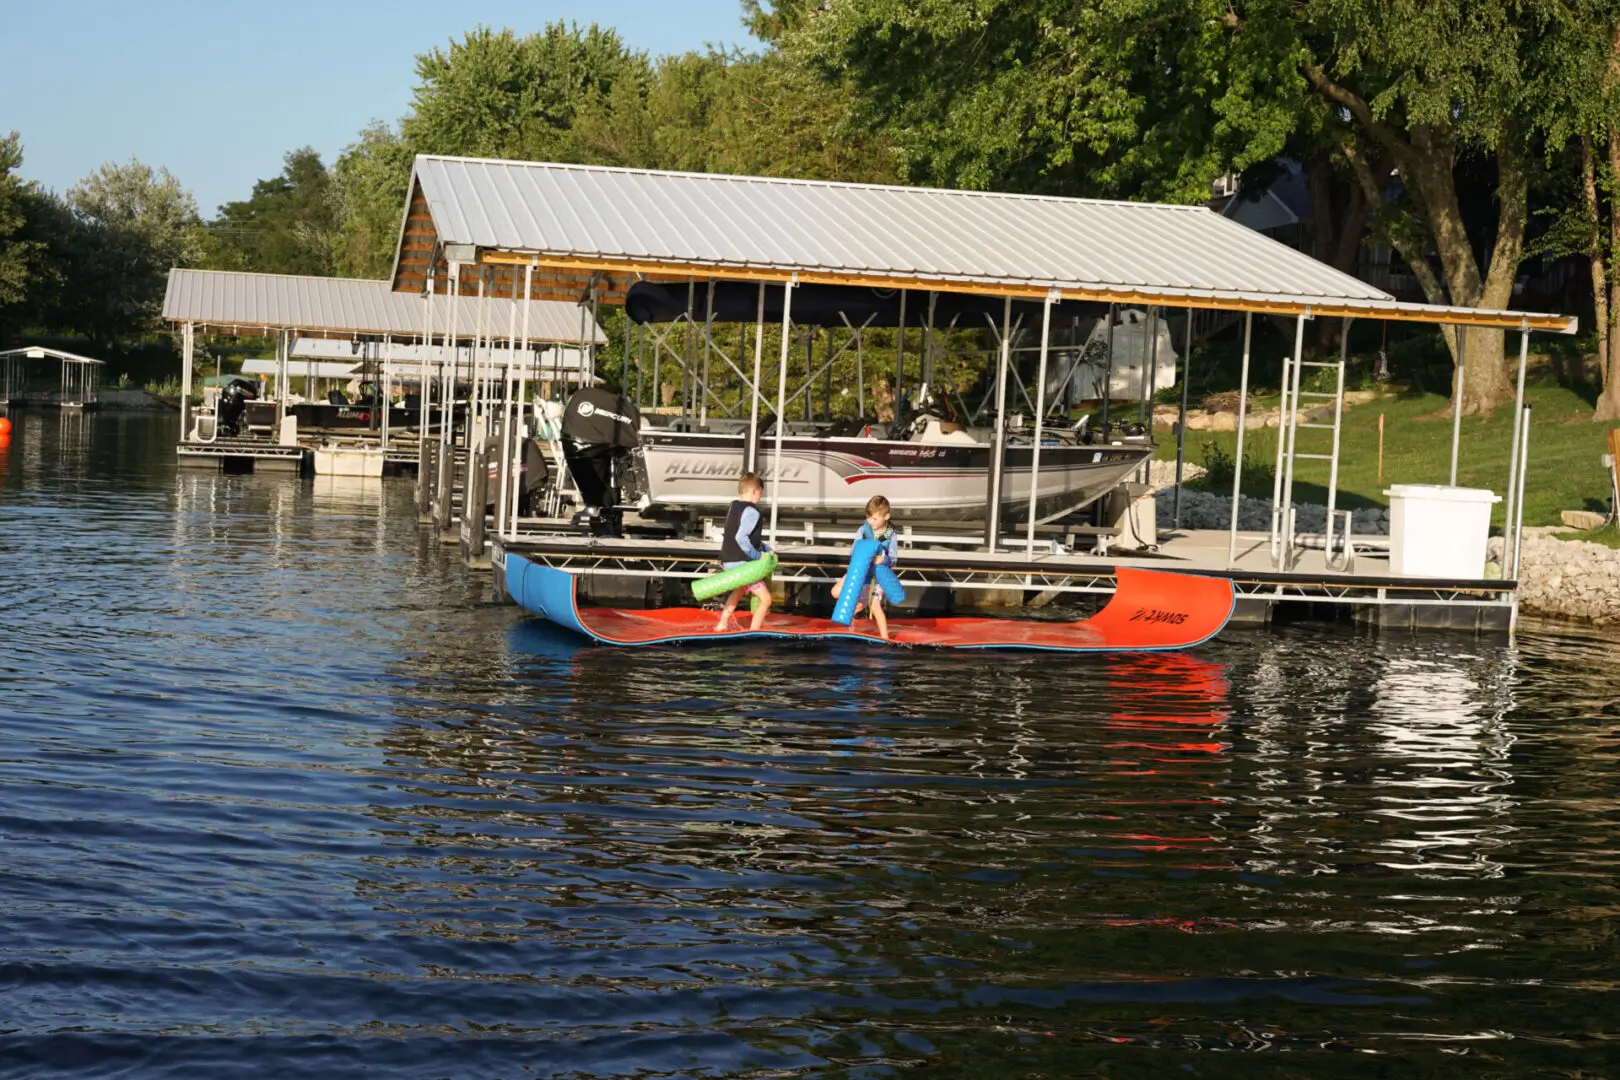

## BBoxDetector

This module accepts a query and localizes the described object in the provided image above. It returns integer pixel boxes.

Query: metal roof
[0,346,105,366]
[400,154,1573,332]
[163,268,605,344]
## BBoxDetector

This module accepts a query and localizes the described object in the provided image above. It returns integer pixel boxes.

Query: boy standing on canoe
[714,473,773,632]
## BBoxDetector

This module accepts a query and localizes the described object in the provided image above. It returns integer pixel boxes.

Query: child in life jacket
[832,494,898,640]
[714,472,773,632]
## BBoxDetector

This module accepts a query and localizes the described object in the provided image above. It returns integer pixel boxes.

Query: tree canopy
[12,4,1620,418]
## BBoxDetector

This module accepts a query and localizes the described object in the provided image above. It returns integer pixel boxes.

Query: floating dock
[490,525,1516,631]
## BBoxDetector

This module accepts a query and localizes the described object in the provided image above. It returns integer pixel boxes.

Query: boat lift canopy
[0,346,104,407]
[388,152,1573,582]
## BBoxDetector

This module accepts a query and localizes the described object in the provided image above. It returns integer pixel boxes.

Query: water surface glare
[1,412,1617,1078]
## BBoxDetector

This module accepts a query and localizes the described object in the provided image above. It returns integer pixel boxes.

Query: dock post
[462,269,489,538]
[1227,313,1253,568]
[1101,303,1115,426]
[416,262,436,515]
[421,435,439,523]
[436,261,462,535]
[275,329,288,432]
[768,276,796,546]
[746,282,765,473]
[1026,289,1057,554]
[1449,326,1467,486]
[701,278,715,428]
[1503,323,1530,547]
[467,435,487,560]
[985,297,1013,552]
[895,289,907,402]
[1173,309,1193,529]
[1277,311,1309,568]
[1511,403,1532,579]
[180,322,195,440]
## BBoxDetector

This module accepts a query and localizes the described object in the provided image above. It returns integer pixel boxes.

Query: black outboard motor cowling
[216,378,259,438]
[560,389,643,529]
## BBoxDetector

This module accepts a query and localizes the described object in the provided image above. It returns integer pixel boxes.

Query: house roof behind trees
[390,154,1574,333]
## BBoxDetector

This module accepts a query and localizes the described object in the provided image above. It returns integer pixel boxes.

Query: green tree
[403,23,652,161]
[331,122,415,279]
[61,159,203,347]
[786,0,1605,414]
[1539,11,1620,421]
[565,48,900,182]
[206,147,338,276]
[0,132,45,312]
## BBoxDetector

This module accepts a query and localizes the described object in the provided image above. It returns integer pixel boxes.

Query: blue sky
[5,0,756,215]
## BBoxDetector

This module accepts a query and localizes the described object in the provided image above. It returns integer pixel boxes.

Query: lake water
[1,411,1616,1078]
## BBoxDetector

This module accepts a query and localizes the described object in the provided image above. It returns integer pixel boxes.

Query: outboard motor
[560,388,644,535]
[216,378,259,438]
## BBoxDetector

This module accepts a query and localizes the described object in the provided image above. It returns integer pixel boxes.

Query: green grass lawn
[1153,383,1618,527]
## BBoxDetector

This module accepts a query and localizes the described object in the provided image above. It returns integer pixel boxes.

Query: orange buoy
[0,417,11,437]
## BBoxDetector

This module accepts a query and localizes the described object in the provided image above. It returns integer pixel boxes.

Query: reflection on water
[0,411,1616,1078]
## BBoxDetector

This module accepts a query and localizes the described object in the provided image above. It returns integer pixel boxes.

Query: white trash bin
[1384,484,1501,578]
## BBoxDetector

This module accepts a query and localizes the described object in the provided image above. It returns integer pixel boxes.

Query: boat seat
[913,418,978,445]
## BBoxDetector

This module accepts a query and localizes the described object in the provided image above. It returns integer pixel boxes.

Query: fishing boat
[550,386,1153,526]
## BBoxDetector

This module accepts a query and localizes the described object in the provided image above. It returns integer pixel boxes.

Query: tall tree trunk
[1598,127,1620,421]
[1582,137,1620,421]
[1305,66,1523,413]
[1341,138,1458,357]
[1404,126,1521,415]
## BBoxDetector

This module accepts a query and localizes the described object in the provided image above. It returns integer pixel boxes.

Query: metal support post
[416,264,436,514]
[1101,303,1115,426]
[276,329,289,431]
[180,322,195,439]
[849,314,865,417]
[1503,324,1530,544]
[683,278,695,420]
[436,261,461,534]
[768,278,796,545]
[803,330,814,423]
[1173,309,1193,529]
[508,261,535,537]
[701,278,714,427]
[985,297,1013,552]
[1449,325,1467,486]
[1323,320,1350,567]
[1226,313,1254,568]
[1511,404,1532,579]
[923,291,937,387]
[462,269,489,542]
[1025,290,1057,554]
[1278,312,1309,569]
[746,282,766,473]
[895,289,907,402]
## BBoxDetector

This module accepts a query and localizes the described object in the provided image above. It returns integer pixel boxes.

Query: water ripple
[0,413,1616,1077]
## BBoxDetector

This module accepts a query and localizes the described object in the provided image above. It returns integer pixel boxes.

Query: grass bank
[1152,383,1616,527]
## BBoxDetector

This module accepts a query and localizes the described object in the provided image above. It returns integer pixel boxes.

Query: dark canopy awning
[624,280,1107,329]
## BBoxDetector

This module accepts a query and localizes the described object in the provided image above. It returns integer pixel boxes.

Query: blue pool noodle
[831,539,880,625]
[872,564,906,605]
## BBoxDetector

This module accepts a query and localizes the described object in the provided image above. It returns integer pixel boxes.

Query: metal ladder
[1271,332,1350,571]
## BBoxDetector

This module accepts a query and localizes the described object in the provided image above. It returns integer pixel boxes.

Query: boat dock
[161,269,604,478]
[490,526,1517,630]
[154,155,1579,637]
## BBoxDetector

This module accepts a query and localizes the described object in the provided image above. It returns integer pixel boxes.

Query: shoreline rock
[1490,530,1620,626]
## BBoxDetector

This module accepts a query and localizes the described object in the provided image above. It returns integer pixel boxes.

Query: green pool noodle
[691,553,777,602]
